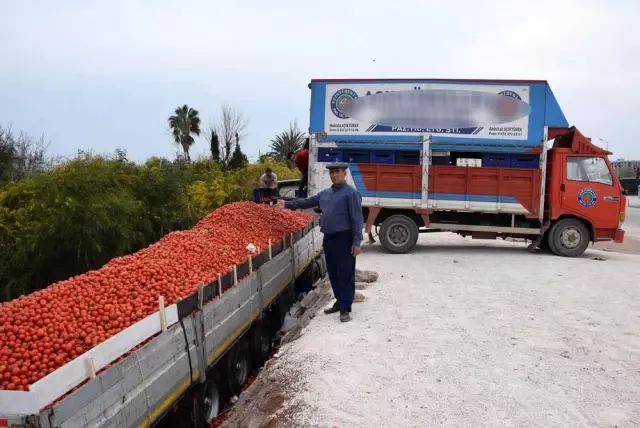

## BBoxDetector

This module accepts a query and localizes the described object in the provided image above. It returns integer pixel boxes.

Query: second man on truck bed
[276,162,363,322]
[288,138,310,198]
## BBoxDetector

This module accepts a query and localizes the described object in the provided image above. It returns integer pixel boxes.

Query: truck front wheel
[379,215,419,254]
[548,218,590,257]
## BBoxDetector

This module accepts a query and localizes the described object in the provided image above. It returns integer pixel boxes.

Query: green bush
[0,154,297,302]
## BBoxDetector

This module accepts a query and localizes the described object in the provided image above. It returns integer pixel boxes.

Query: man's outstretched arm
[282,193,320,210]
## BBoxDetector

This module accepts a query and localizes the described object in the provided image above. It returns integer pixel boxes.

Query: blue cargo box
[318,148,343,162]
[343,149,370,163]
[432,155,451,166]
[370,150,396,164]
[510,154,540,169]
[482,153,510,168]
[396,151,421,165]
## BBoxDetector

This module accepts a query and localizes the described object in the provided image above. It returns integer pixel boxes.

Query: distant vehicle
[619,177,639,196]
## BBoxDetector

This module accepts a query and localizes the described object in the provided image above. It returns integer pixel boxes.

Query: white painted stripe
[361,197,529,214]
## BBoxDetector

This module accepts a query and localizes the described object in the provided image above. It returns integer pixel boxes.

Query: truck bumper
[614,229,625,243]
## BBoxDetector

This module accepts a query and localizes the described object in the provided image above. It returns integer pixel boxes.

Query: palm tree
[269,121,305,161]
[168,105,201,162]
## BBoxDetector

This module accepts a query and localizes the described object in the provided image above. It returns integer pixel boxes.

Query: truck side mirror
[622,189,628,196]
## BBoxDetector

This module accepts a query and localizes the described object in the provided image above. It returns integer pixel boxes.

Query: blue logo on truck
[331,89,358,119]
[578,188,597,207]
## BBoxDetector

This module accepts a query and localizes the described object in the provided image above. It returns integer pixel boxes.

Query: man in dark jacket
[276,162,363,322]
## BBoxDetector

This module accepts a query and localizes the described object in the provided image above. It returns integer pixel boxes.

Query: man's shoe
[340,310,351,323]
[323,302,340,315]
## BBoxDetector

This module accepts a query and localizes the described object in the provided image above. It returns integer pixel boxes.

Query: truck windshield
[566,156,613,186]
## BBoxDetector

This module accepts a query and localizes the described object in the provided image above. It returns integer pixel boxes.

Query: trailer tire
[191,383,207,428]
[221,338,251,396]
[248,319,272,365]
[549,218,590,257]
[203,377,221,424]
[379,215,419,254]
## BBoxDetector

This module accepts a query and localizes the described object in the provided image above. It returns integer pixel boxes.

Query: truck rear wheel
[248,319,272,365]
[549,218,590,257]
[220,338,251,396]
[379,215,419,254]
[203,378,220,424]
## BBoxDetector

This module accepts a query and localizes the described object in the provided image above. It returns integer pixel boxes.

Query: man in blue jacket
[276,162,363,322]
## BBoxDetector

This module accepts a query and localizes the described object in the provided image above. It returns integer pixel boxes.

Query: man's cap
[326,162,349,170]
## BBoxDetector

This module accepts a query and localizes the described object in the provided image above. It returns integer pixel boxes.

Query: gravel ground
[275,234,640,428]
[595,205,640,254]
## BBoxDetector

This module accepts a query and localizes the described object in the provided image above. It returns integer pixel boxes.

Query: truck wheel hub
[233,357,248,384]
[388,225,409,245]
[260,336,270,354]
[560,227,581,249]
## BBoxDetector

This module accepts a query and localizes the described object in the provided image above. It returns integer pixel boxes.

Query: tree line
[0,105,308,302]
[169,103,307,167]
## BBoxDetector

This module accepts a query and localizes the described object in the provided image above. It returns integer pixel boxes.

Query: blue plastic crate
[482,153,510,168]
[343,149,370,163]
[510,155,540,169]
[431,155,451,166]
[397,151,421,165]
[318,148,343,163]
[370,150,396,164]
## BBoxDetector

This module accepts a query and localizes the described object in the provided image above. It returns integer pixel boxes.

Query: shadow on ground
[360,239,630,260]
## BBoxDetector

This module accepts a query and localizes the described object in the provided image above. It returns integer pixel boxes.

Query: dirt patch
[220,280,333,428]
[593,235,640,255]
[218,359,298,428]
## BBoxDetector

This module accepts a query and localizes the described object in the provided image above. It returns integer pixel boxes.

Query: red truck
[306,78,626,257]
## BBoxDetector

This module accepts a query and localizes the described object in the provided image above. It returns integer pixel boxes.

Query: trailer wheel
[549,218,590,257]
[191,383,206,428]
[203,378,220,424]
[248,319,272,365]
[379,215,419,254]
[221,338,251,396]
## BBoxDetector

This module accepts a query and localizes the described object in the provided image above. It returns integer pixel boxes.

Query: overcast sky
[1,0,639,162]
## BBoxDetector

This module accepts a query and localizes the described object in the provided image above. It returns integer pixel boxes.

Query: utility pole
[596,137,610,151]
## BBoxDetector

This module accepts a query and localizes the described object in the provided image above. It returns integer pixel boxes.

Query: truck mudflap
[614,229,625,243]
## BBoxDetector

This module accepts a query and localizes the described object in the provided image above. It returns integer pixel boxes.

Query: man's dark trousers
[323,230,356,311]
[298,174,308,198]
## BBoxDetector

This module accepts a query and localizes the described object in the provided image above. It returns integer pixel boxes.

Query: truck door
[561,155,621,231]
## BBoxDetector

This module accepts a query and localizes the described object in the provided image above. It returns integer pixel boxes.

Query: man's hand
[274,199,286,210]
[351,246,361,257]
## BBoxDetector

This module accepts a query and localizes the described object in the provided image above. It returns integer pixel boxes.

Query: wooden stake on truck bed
[86,357,96,379]
[197,281,204,309]
[158,296,167,332]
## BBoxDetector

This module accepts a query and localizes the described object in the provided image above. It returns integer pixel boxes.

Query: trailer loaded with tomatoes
[0,202,325,428]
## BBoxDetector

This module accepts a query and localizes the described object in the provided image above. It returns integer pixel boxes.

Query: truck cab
[544,127,626,255]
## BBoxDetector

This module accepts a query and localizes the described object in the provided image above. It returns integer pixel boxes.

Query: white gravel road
[625,204,640,236]
[277,234,640,428]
